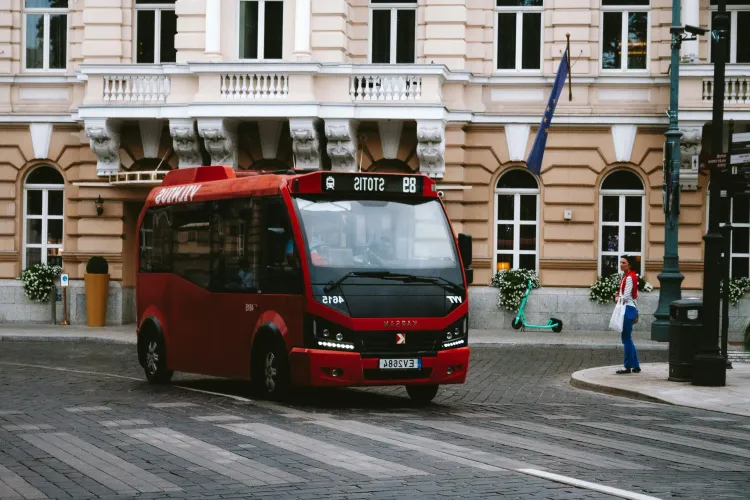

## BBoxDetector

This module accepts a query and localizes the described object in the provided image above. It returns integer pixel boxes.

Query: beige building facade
[0,0,748,329]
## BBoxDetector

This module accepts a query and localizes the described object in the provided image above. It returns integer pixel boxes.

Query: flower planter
[84,273,109,327]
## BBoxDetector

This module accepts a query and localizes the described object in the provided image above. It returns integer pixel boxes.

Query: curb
[472,342,668,350]
[0,335,136,345]
[569,371,668,405]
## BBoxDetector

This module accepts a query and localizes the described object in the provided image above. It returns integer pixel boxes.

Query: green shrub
[491,269,540,311]
[86,256,109,275]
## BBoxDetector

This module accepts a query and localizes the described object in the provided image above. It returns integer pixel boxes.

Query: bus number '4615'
[321,296,345,305]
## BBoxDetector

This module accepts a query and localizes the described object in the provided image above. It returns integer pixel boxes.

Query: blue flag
[526,50,569,176]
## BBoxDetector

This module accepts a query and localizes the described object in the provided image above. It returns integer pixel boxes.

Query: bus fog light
[447,366,455,375]
[335,332,344,341]
[331,368,342,378]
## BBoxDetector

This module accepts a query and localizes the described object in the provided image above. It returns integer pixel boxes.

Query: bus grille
[358,331,439,353]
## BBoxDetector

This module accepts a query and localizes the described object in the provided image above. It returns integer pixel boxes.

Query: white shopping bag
[609,298,625,332]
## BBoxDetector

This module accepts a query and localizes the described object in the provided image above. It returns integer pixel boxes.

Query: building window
[370,0,416,64]
[24,0,68,71]
[23,166,64,269]
[601,0,649,71]
[239,0,284,60]
[495,0,543,71]
[710,1,750,64]
[495,169,539,273]
[599,170,644,277]
[135,0,177,63]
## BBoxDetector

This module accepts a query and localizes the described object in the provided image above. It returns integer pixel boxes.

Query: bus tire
[405,384,439,404]
[140,330,173,384]
[252,334,290,400]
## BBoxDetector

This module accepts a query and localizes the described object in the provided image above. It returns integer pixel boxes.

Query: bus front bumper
[288,347,470,387]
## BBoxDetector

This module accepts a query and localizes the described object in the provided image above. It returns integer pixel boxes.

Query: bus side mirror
[458,233,473,285]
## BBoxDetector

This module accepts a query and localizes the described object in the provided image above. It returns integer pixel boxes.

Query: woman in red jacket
[613,255,641,375]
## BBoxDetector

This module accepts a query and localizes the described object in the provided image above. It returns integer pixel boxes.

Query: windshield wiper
[324,271,463,295]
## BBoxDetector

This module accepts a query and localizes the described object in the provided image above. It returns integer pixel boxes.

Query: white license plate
[379,358,421,370]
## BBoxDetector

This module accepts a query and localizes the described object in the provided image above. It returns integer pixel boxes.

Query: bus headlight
[308,316,356,351]
[442,316,468,349]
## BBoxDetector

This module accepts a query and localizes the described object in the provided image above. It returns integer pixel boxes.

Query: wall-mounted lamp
[95,195,104,216]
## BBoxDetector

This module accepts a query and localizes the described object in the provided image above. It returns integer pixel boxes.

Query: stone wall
[469,286,750,341]
[0,279,134,326]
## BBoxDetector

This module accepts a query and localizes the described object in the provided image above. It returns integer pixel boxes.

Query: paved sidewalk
[572,363,750,417]
[0,324,136,344]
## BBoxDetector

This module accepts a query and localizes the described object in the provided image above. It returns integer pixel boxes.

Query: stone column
[293,0,312,60]
[325,119,359,172]
[416,120,446,178]
[682,0,700,63]
[204,0,221,59]
[679,124,702,190]
[169,119,203,169]
[84,119,121,176]
[289,118,322,171]
[198,119,239,169]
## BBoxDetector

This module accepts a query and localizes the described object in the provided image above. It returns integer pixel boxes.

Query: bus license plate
[379,358,421,370]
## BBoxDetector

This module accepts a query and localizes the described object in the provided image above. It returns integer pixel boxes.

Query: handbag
[609,298,625,332]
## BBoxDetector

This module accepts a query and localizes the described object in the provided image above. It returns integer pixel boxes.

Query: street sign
[733,132,750,144]
[60,274,69,287]
[730,152,750,166]
[699,152,727,170]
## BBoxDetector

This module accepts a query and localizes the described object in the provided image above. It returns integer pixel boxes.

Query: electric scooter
[511,280,563,332]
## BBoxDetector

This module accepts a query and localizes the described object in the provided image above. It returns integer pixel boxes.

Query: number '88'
[402,177,417,193]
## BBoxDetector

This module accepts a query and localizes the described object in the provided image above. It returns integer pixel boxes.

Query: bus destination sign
[321,173,424,195]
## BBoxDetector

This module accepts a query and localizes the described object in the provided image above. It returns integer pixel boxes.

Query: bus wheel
[405,384,439,404]
[253,337,290,400]
[141,332,173,384]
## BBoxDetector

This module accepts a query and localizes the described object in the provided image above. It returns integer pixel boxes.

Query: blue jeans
[621,305,640,369]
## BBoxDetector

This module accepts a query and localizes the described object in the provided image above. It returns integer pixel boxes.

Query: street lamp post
[651,0,685,342]
[693,0,728,387]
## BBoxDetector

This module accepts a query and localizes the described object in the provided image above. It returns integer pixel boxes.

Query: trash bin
[668,299,703,382]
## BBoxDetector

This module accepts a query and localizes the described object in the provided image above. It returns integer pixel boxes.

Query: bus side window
[139,207,172,273]
[261,197,302,295]
[171,203,212,289]
[211,198,262,294]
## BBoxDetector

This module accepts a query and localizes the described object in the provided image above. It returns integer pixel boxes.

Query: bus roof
[147,166,439,208]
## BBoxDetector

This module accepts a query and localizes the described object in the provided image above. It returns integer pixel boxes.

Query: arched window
[599,169,644,276]
[494,169,539,272]
[23,166,64,269]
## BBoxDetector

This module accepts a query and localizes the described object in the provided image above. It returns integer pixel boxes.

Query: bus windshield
[293,197,459,280]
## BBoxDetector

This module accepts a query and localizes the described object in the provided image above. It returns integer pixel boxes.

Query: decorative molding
[472,257,491,269]
[504,124,531,162]
[61,252,124,264]
[325,119,359,172]
[611,125,638,163]
[377,120,403,160]
[169,119,202,169]
[491,89,544,102]
[19,87,69,100]
[139,120,162,158]
[258,120,283,160]
[539,259,598,271]
[289,118,321,170]
[84,118,121,177]
[646,259,703,273]
[597,89,650,102]
[198,119,238,169]
[679,124,702,191]
[29,123,53,160]
[0,251,18,263]
[416,120,446,179]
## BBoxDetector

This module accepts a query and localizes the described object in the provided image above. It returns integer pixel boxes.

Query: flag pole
[566,33,572,102]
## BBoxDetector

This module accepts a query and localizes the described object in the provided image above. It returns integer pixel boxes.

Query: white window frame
[600,2,650,73]
[22,1,69,72]
[23,172,64,270]
[494,175,540,273]
[134,2,177,64]
[706,189,750,278]
[709,4,750,64]
[599,180,646,276]
[494,1,544,73]
[368,2,418,64]
[237,0,284,61]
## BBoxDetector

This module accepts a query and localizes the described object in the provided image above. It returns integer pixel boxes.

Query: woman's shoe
[615,369,632,375]
[632,367,641,373]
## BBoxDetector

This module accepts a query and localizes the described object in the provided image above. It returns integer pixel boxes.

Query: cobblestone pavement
[0,342,748,499]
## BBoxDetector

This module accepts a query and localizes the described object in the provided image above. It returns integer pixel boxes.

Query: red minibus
[136,166,473,403]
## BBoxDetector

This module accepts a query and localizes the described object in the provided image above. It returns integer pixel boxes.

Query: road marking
[149,402,197,408]
[578,422,750,460]
[20,432,180,494]
[410,420,647,470]
[518,469,662,500]
[2,424,54,431]
[221,422,428,479]
[99,420,151,428]
[498,420,747,471]
[539,415,583,420]
[660,424,750,442]
[0,464,47,500]
[691,416,735,422]
[123,427,303,486]
[191,414,244,422]
[312,419,527,471]
[65,406,111,413]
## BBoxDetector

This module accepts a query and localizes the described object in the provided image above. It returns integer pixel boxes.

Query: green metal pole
[651,0,685,341]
